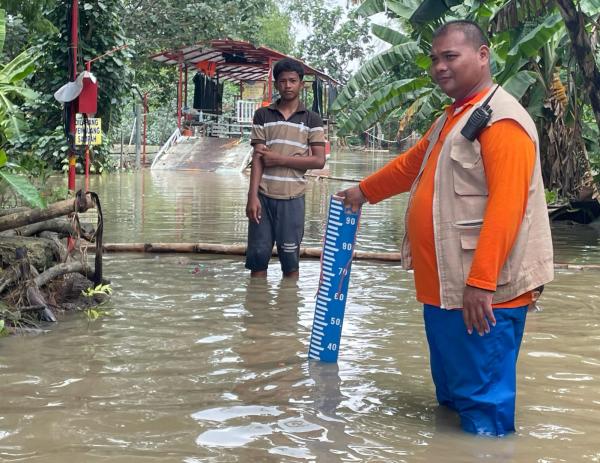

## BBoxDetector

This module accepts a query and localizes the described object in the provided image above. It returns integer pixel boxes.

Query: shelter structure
[150,39,340,139]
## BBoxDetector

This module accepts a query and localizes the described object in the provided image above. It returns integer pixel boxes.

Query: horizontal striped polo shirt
[250,100,325,199]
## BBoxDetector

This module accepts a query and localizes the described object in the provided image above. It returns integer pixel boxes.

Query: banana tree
[0,9,45,209]
[333,16,554,135]
[337,0,600,199]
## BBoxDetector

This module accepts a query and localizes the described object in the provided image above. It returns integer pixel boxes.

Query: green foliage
[501,70,538,101]
[0,44,39,145]
[0,8,5,53]
[0,8,46,208]
[583,108,600,184]
[333,0,588,138]
[81,283,112,321]
[122,0,281,57]
[0,170,46,207]
[495,13,564,84]
[356,0,422,21]
[82,283,113,298]
[371,23,411,46]
[286,0,373,83]
[545,189,559,204]
[256,5,294,54]
[0,318,7,336]
[331,41,423,110]
[2,0,297,175]
[8,0,131,172]
[341,77,432,133]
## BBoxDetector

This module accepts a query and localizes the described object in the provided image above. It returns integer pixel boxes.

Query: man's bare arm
[246,145,265,223]
[255,144,326,170]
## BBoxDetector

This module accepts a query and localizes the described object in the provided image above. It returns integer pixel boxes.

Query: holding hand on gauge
[335,186,367,213]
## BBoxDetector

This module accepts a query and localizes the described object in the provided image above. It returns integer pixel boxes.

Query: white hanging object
[53,71,96,103]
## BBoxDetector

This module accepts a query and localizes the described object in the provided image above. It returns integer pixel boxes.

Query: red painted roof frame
[150,39,340,85]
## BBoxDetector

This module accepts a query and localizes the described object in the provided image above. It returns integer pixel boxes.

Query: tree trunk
[0,218,93,239]
[34,261,95,288]
[0,192,95,233]
[556,0,600,131]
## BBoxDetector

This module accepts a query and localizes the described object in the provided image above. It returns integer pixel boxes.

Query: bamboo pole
[100,242,399,261]
[305,173,361,182]
[96,242,600,270]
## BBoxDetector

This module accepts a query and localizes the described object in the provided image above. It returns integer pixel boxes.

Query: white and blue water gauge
[308,195,361,362]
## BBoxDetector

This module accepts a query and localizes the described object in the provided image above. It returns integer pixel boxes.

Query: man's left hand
[462,285,496,335]
[254,145,284,167]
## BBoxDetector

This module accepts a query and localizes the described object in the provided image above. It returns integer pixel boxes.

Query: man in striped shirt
[246,58,326,278]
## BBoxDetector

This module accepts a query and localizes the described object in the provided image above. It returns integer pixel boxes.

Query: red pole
[142,92,148,166]
[177,56,183,130]
[68,0,79,192]
[184,65,188,109]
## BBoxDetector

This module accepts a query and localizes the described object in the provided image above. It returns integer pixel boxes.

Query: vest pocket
[459,227,511,286]
[449,138,488,196]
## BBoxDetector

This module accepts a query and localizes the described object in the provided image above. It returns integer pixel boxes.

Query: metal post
[142,92,148,166]
[120,130,124,169]
[68,0,79,192]
[135,103,141,169]
[177,56,183,130]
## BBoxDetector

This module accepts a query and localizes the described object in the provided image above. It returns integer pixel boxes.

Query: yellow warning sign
[75,116,102,145]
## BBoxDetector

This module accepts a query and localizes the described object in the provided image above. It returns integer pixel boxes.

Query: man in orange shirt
[338,20,553,435]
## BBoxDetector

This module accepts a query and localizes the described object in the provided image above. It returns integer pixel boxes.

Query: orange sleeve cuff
[466,277,497,292]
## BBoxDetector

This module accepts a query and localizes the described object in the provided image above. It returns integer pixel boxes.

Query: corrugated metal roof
[150,39,340,85]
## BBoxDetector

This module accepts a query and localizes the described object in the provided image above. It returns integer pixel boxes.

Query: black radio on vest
[460,85,500,141]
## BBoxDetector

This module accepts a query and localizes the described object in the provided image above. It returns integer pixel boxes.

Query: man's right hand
[246,195,262,223]
[336,186,367,212]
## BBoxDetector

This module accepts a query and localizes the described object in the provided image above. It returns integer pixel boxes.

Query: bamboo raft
[99,242,600,271]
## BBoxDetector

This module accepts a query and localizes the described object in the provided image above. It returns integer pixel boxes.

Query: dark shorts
[246,194,305,274]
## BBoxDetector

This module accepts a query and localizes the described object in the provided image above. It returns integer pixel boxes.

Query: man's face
[429,29,489,100]
[275,71,303,102]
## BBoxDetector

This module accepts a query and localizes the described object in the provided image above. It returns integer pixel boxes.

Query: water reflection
[1,149,600,461]
[304,362,348,462]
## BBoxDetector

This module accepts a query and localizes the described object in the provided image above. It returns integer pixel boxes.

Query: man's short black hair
[273,58,304,81]
[433,20,489,49]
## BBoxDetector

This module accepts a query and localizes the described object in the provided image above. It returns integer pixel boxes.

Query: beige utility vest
[401,86,554,308]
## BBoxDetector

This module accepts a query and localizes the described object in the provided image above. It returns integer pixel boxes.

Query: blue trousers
[423,304,527,436]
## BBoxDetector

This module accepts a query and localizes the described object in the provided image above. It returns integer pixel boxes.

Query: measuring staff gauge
[308,195,361,362]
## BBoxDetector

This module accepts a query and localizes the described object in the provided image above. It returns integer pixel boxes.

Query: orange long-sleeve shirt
[360,89,534,308]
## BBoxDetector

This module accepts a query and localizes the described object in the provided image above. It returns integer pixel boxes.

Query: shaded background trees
[337,0,600,201]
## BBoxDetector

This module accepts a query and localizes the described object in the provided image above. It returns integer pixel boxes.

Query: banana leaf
[0,49,38,83]
[332,42,423,110]
[355,0,388,17]
[501,70,538,100]
[371,24,410,46]
[356,0,422,20]
[497,13,564,82]
[0,170,46,209]
[339,77,431,132]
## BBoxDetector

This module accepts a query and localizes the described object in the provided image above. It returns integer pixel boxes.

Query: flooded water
[1,149,600,462]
